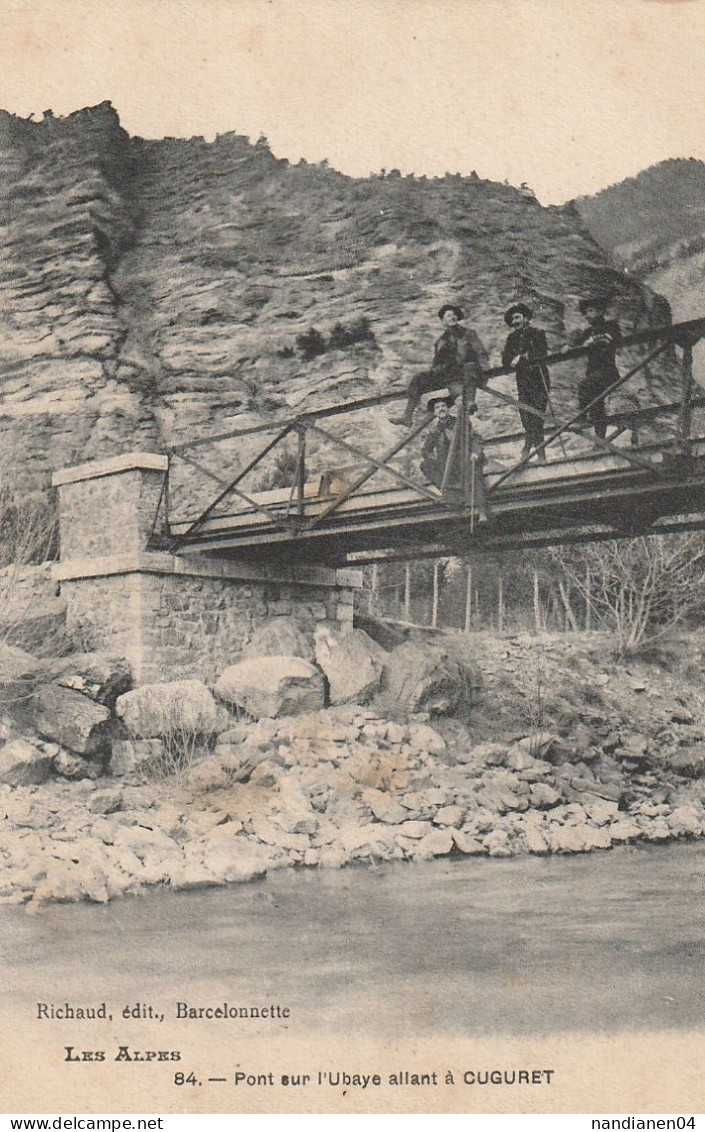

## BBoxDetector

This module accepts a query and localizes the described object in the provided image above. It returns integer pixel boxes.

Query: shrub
[296,327,327,361]
[328,317,376,350]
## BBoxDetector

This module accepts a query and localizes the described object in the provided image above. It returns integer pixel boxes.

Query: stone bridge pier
[52,453,362,685]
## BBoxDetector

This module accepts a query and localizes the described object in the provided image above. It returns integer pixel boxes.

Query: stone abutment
[52,453,361,685]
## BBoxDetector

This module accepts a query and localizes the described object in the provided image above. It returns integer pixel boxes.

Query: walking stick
[536,362,568,459]
[514,340,567,460]
[469,441,475,534]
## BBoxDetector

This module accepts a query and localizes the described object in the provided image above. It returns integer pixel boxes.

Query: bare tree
[550,534,705,653]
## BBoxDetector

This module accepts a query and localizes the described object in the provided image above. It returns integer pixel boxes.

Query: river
[2,842,705,1039]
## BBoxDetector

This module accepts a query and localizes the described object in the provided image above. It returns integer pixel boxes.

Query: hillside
[0,102,678,514]
[576,158,705,346]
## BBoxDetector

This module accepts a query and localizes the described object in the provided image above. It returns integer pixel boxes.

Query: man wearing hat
[571,298,622,439]
[391,304,489,428]
[501,303,550,463]
[419,391,489,521]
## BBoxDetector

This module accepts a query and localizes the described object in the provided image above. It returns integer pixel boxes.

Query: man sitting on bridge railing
[564,297,622,440]
[420,393,489,522]
[390,304,489,428]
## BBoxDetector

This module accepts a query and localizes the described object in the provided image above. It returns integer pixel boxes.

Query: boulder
[251,816,310,853]
[200,838,269,885]
[0,738,54,785]
[457,742,507,767]
[362,789,408,825]
[168,847,224,891]
[186,757,232,793]
[109,739,164,777]
[641,819,672,841]
[414,828,455,857]
[30,856,116,906]
[667,806,703,836]
[271,780,319,835]
[338,822,395,855]
[54,749,103,781]
[215,656,325,719]
[547,822,611,853]
[408,723,446,755]
[433,805,465,828]
[482,829,512,857]
[397,820,434,839]
[583,799,619,826]
[31,684,112,755]
[49,652,132,707]
[669,746,705,780]
[0,642,46,705]
[606,819,642,843]
[529,783,561,809]
[451,829,486,854]
[314,625,386,705]
[573,779,624,804]
[244,616,315,662]
[353,613,408,653]
[318,844,348,869]
[115,680,220,739]
[87,789,124,816]
[521,823,550,854]
[380,641,476,716]
[513,731,558,760]
[477,777,528,814]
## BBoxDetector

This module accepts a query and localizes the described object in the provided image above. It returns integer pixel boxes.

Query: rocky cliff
[0,102,677,512]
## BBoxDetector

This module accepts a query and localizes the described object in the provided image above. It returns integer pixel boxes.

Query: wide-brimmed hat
[422,389,455,412]
[579,297,609,315]
[504,302,533,326]
[438,304,465,321]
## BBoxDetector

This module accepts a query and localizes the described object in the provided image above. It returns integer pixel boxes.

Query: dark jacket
[502,326,550,386]
[432,325,489,381]
[573,318,622,380]
[421,418,484,489]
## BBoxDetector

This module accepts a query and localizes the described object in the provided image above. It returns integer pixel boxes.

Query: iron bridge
[151,316,705,567]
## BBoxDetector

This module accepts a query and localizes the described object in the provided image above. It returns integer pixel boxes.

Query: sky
[1,0,704,203]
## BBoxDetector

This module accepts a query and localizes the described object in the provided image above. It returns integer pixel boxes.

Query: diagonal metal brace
[170,424,296,546]
[304,414,439,528]
[569,423,666,476]
[488,339,672,494]
[304,420,442,505]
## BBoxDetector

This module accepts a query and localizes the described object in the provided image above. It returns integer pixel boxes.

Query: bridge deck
[168,436,705,565]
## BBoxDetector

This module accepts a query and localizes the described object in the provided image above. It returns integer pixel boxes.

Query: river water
[3,842,705,1039]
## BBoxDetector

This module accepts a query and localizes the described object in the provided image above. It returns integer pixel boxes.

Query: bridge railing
[160,316,705,549]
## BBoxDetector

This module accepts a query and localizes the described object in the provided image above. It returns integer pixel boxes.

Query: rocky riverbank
[2,626,705,910]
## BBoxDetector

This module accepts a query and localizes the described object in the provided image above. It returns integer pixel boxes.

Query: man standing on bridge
[390,304,489,428]
[502,303,550,463]
[570,298,622,440]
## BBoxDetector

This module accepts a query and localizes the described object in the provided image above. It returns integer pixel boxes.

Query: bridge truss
[152,317,705,567]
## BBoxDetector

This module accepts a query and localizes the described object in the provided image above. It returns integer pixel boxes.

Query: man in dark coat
[419,393,488,521]
[391,304,489,428]
[572,298,622,439]
[501,303,550,463]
